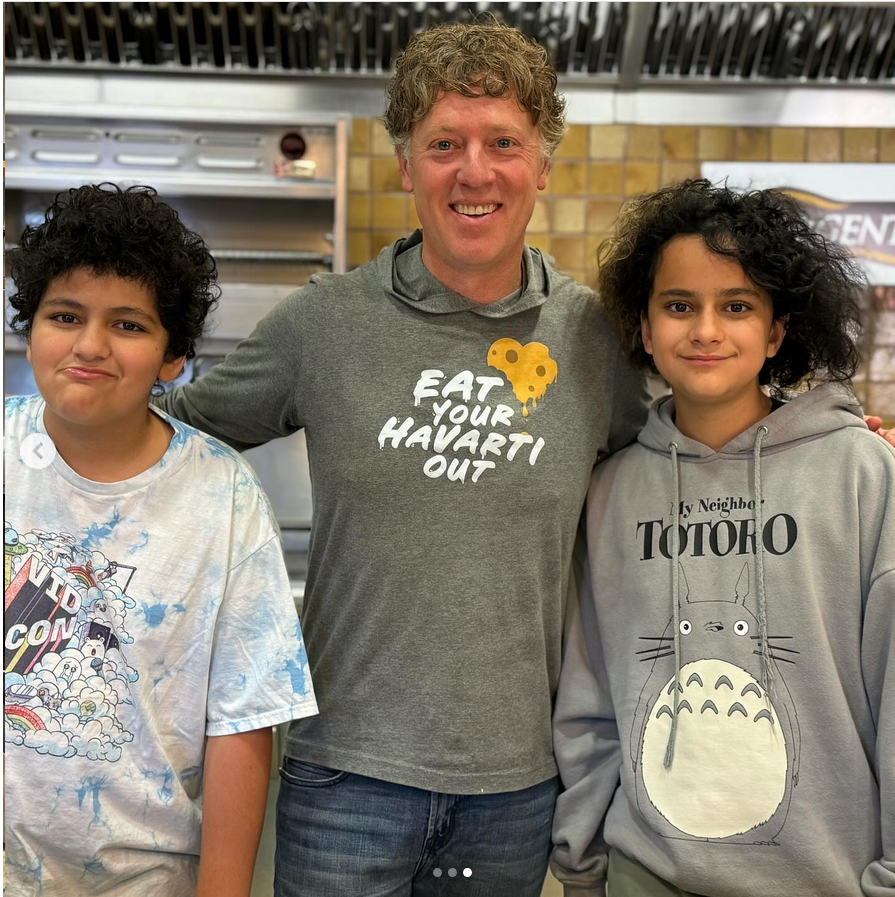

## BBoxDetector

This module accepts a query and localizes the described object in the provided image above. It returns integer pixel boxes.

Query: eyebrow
[425,123,527,136]
[41,297,157,321]
[657,287,762,299]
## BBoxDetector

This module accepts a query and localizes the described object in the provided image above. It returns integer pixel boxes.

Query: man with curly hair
[156,18,650,896]
[4,184,317,897]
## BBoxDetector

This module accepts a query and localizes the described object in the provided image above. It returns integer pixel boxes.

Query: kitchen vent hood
[5,2,893,86]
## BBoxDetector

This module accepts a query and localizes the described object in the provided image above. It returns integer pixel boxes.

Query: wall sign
[700,164,895,285]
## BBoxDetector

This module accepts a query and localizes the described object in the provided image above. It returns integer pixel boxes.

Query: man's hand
[196,727,273,897]
[865,416,895,448]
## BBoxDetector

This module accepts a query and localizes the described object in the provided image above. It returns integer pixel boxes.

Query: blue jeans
[274,758,558,897]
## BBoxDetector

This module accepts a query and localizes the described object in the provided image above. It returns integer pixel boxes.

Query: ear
[678,563,691,604]
[734,563,750,605]
[641,313,654,356]
[537,156,550,192]
[766,314,788,359]
[397,147,414,194]
[158,355,186,384]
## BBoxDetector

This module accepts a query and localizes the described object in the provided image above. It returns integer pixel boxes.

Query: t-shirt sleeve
[205,533,318,736]
[154,285,307,452]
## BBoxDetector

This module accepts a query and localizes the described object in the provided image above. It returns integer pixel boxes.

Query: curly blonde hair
[383,18,566,160]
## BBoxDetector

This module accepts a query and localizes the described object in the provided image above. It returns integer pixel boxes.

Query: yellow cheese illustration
[487,338,558,417]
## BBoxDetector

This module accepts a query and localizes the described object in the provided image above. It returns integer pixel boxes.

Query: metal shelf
[3,168,337,199]
[4,99,349,129]
[210,249,332,265]
[5,243,332,266]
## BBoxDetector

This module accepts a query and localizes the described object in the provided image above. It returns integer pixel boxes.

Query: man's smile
[450,203,502,218]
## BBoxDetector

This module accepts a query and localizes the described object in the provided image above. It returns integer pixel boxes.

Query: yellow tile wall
[347,120,894,290]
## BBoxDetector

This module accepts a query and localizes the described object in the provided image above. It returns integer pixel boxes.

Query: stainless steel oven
[4,76,349,601]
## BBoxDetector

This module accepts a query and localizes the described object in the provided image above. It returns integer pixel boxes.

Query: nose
[689,308,723,346]
[456,144,495,189]
[72,321,110,361]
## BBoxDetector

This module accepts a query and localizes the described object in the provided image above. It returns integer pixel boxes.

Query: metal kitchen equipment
[4,82,348,586]
[4,2,894,87]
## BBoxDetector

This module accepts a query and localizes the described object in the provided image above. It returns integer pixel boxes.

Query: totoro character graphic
[629,563,801,844]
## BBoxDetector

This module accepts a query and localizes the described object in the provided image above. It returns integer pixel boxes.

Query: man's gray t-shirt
[158,231,648,793]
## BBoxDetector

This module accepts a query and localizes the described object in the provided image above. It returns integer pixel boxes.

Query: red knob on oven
[280,132,307,160]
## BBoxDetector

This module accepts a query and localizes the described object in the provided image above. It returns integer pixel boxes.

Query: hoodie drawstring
[753,425,777,706]
[664,442,682,768]
[664,426,774,768]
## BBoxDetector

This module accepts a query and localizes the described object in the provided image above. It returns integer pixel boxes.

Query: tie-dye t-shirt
[3,395,318,896]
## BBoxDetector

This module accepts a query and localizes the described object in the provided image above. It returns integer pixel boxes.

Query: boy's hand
[865,416,895,448]
[196,727,273,897]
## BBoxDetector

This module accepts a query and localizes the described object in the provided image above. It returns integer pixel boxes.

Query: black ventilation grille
[3,2,626,77]
[5,3,893,84]
[641,3,895,83]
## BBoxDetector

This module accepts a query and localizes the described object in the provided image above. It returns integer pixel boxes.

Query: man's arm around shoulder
[156,286,309,451]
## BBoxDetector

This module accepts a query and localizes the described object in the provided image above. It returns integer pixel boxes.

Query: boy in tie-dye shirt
[3,184,317,896]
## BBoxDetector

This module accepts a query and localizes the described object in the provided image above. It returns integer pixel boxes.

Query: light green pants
[607,849,699,897]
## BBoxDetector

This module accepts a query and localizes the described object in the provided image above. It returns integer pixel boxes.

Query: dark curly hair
[598,179,863,391]
[6,183,219,360]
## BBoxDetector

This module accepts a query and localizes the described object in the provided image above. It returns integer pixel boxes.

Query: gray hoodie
[157,231,649,794]
[551,383,895,896]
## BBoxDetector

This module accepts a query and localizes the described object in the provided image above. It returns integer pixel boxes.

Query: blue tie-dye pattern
[141,601,167,628]
[6,852,44,890]
[163,418,190,452]
[80,507,122,551]
[126,530,150,556]
[48,783,66,821]
[138,595,186,629]
[149,659,175,697]
[5,395,36,418]
[202,595,222,624]
[140,765,175,804]
[284,651,309,698]
[236,672,248,690]
[150,412,192,469]
[76,776,110,832]
[80,855,105,879]
[191,432,267,512]
[149,830,170,852]
[202,436,239,462]
[234,468,267,514]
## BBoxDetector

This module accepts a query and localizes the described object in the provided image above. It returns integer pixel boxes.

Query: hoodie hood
[638,381,867,459]
[377,229,555,318]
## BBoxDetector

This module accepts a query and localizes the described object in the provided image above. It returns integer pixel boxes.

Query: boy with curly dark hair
[4,184,317,896]
[550,179,895,896]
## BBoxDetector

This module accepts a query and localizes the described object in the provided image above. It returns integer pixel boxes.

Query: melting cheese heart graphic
[487,338,558,417]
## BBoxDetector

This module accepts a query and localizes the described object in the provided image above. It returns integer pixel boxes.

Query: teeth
[454,204,498,216]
